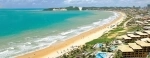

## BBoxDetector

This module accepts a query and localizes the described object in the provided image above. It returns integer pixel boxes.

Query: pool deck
[106,53,114,58]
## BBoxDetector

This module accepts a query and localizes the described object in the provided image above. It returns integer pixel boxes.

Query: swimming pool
[96,52,107,58]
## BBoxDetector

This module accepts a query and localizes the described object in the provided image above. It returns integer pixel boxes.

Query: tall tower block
[78,7,82,11]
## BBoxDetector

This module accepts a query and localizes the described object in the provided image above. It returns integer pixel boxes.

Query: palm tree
[114,51,123,58]
[82,55,86,58]
[88,55,92,58]
[107,47,112,52]
[88,55,95,58]
[101,47,106,52]
[62,54,68,58]
[118,51,123,58]
[105,41,109,46]
[76,48,80,53]
[92,55,95,58]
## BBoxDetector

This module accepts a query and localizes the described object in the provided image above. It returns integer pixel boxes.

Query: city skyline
[0,0,150,8]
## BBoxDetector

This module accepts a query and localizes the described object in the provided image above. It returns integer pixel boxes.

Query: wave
[60,30,76,35]
[0,11,119,58]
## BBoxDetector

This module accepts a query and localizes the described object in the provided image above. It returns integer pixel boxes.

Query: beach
[16,11,126,58]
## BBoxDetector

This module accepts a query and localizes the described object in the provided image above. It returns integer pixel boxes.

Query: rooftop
[143,26,150,29]
[144,24,150,26]
[135,40,150,47]
[141,38,150,42]
[118,45,134,52]
[128,43,142,49]
[135,21,143,24]
[127,32,134,34]
[143,30,150,34]
[147,20,150,22]
[127,34,140,37]
[135,32,148,35]
[122,35,131,39]
[144,21,149,24]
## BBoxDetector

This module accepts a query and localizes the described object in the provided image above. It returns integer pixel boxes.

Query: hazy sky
[0,0,150,8]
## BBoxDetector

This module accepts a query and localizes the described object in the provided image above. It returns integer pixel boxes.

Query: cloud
[0,0,150,8]
[0,0,36,3]
[63,0,150,6]
[64,0,97,4]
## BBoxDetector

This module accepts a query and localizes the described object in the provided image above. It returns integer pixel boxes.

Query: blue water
[0,10,91,36]
[96,52,107,58]
[0,9,118,57]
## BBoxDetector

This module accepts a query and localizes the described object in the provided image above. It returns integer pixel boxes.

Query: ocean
[0,9,118,57]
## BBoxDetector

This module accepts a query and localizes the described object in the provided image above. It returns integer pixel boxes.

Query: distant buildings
[53,8,67,11]
[44,6,83,11]
[147,4,150,8]
[78,7,82,11]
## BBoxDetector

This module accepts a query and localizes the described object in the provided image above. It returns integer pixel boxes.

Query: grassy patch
[108,27,124,35]
[86,35,114,45]
[128,25,142,32]
[118,32,127,35]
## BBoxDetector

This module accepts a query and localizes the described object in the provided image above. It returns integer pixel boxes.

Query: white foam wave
[60,30,76,35]
[7,47,15,50]
[25,42,32,45]
[34,36,66,42]
[0,50,16,58]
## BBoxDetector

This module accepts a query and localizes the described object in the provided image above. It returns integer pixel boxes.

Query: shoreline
[16,11,126,58]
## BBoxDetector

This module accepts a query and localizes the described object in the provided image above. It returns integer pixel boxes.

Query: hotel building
[118,40,150,58]
[123,33,141,43]
[134,32,148,38]
[123,31,150,43]
[143,30,150,38]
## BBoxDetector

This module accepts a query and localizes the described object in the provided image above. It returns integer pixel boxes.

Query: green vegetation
[148,55,150,58]
[66,6,79,10]
[86,34,114,45]
[60,45,95,58]
[114,51,123,58]
[128,25,143,32]
[86,27,125,45]
[86,27,124,45]
[108,27,124,35]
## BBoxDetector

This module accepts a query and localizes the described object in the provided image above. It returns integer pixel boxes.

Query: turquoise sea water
[0,9,117,57]
[0,10,91,36]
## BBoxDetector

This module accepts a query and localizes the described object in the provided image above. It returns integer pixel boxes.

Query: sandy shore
[16,11,126,58]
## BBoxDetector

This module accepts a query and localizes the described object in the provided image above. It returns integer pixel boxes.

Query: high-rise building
[147,4,150,8]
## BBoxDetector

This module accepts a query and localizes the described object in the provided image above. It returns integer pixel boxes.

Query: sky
[0,0,150,8]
